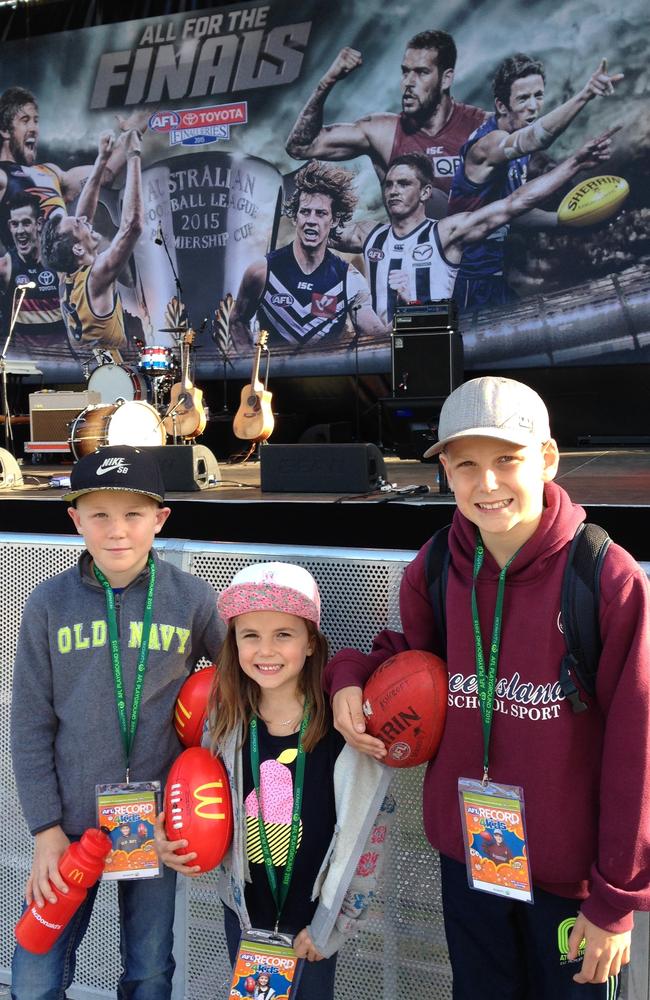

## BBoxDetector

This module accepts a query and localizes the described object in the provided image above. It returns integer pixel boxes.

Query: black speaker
[260,443,386,493]
[146,445,220,492]
[391,329,463,397]
[380,397,444,460]
[298,421,353,444]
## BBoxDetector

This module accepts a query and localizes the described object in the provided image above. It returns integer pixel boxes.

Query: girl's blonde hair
[208,618,331,754]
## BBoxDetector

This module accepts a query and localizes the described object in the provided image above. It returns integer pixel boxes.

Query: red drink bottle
[15,828,112,954]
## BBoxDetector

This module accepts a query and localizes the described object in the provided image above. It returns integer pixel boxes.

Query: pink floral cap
[218,562,321,626]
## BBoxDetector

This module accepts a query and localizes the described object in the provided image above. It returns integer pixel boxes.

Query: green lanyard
[471,535,519,783]
[249,705,309,930]
[94,556,156,781]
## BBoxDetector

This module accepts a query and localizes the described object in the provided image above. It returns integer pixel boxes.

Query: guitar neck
[181,337,192,388]
[251,344,264,389]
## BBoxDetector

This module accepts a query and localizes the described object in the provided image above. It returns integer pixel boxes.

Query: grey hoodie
[11,550,223,836]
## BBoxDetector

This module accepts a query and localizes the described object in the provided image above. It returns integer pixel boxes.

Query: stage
[1,446,649,560]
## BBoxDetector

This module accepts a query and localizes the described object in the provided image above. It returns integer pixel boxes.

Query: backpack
[424,522,611,714]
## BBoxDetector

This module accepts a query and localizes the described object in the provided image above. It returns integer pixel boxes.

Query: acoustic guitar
[232,331,274,442]
[163,330,207,439]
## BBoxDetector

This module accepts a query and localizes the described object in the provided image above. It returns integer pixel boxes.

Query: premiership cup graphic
[131,151,283,372]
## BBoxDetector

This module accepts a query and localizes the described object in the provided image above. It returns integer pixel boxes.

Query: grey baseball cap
[423,377,551,458]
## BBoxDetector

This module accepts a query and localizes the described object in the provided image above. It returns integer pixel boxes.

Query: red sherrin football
[164,747,233,872]
[362,650,448,767]
[174,666,217,747]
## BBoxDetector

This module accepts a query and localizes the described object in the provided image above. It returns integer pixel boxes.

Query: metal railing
[0,533,647,999]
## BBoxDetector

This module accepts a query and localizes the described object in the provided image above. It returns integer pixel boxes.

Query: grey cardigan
[208,724,394,958]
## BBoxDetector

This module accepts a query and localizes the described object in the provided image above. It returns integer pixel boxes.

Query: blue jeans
[440,855,621,1000]
[223,905,338,1000]
[11,864,177,1000]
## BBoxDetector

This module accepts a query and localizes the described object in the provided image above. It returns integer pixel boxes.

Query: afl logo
[149,111,181,131]
[271,293,294,306]
[38,269,56,286]
[412,244,434,262]
[388,741,412,762]
[367,248,384,262]
[16,274,30,287]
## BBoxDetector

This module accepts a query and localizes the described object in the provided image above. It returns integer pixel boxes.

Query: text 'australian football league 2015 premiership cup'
[129,151,283,375]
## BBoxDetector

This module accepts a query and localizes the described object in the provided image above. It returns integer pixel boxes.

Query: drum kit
[70,328,197,460]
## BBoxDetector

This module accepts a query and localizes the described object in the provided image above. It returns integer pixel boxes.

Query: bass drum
[69,401,165,460]
[87,363,151,403]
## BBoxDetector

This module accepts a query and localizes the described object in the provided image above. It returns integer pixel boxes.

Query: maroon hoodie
[324,482,650,932]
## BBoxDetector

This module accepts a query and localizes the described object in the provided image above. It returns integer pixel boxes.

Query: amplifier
[391,329,464,398]
[393,299,458,331]
[261,443,386,494]
[29,390,100,442]
[146,445,221,491]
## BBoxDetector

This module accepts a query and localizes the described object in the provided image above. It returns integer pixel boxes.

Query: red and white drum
[87,363,151,403]
[69,401,165,460]
[138,345,175,375]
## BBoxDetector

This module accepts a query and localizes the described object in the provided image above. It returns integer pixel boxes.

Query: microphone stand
[220,356,234,413]
[349,303,361,443]
[251,344,271,464]
[157,392,193,446]
[211,294,236,414]
[155,226,192,331]
[0,284,29,452]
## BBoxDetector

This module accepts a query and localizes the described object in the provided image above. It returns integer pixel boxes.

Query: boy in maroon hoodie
[324,376,650,999]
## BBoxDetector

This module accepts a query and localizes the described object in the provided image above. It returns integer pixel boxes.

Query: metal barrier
[0,533,647,999]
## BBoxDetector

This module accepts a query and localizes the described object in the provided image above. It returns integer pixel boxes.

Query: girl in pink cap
[158,561,393,1000]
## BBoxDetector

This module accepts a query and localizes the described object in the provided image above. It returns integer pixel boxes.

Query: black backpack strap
[559,522,611,714]
[424,524,452,659]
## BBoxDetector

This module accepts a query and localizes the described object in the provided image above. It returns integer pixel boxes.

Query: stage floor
[1,446,649,559]
[4,446,650,502]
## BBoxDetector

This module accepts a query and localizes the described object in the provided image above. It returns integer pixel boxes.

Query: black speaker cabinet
[260,443,386,494]
[391,328,464,397]
[146,445,220,492]
[380,396,444,460]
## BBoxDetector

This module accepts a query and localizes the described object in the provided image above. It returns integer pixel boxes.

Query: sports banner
[0,0,647,383]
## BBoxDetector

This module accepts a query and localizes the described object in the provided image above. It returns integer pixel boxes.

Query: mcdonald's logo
[193,780,227,821]
[68,868,84,884]
[174,698,191,730]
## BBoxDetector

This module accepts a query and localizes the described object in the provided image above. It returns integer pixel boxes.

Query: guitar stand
[249,440,266,463]
[229,440,260,465]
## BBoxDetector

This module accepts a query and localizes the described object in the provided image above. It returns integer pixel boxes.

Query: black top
[242,719,344,935]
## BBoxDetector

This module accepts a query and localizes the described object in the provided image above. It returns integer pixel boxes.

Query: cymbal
[158,326,188,333]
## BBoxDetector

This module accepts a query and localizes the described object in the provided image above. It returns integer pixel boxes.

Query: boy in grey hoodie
[10,445,222,1000]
